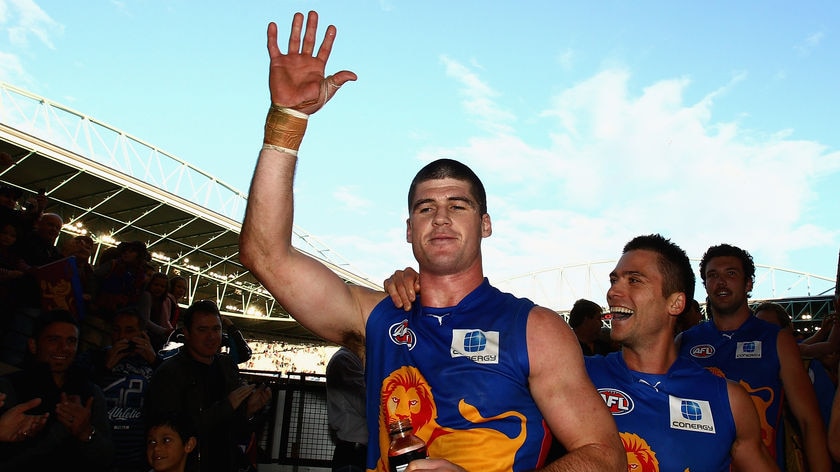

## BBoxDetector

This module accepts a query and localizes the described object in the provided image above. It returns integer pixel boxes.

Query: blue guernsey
[586,352,736,472]
[364,278,551,472]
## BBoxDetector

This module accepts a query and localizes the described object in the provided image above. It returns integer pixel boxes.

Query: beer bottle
[387,418,427,472]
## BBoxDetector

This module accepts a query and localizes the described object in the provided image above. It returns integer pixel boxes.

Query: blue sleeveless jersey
[585,353,735,472]
[679,316,783,465]
[364,278,551,472]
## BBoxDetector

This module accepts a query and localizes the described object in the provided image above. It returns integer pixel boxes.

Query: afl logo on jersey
[690,344,716,358]
[389,320,417,350]
[597,388,634,415]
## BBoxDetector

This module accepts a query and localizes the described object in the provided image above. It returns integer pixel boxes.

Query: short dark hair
[754,301,791,329]
[407,159,487,216]
[623,234,695,314]
[181,299,220,330]
[145,410,197,442]
[568,299,603,328]
[117,240,150,261]
[699,243,756,286]
[113,306,147,330]
[33,310,79,339]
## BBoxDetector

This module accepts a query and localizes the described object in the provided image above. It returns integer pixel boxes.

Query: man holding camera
[81,306,159,472]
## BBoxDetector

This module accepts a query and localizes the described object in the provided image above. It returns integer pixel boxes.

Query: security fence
[242,371,334,470]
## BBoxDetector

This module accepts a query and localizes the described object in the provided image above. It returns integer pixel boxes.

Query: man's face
[36,214,62,243]
[405,178,491,276]
[183,311,222,363]
[703,256,752,317]
[607,249,682,346]
[112,312,143,343]
[29,321,79,374]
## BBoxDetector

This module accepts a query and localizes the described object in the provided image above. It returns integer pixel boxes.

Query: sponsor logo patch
[598,388,634,415]
[450,329,499,364]
[736,341,761,359]
[669,396,716,434]
[689,344,716,358]
[389,320,417,350]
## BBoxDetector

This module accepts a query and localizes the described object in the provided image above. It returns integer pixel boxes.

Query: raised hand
[266,11,357,115]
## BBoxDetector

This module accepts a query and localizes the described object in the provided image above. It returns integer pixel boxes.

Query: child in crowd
[146,412,198,472]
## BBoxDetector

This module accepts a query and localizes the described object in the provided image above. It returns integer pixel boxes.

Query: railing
[242,371,333,470]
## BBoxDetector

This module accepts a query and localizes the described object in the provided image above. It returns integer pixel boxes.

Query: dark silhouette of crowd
[0,181,283,472]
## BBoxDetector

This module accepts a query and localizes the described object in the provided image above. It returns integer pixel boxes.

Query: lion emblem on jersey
[376,366,528,472]
[621,432,660,472]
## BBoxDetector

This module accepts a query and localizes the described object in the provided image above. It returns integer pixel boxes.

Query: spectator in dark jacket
[0,310,114,470]
[145,300,271,472]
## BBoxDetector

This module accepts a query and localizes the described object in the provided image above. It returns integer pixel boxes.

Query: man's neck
[712,305,752,331]
[51,372,66,388]
[418,268,484,308]
[621,334,678,375]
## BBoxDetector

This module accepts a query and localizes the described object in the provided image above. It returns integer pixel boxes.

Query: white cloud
[440,55,516,135]
[3,0,62,48]
[795,31,825,55]
[0,0,61,84]
[415,61,839,292]
[0,50,26,83]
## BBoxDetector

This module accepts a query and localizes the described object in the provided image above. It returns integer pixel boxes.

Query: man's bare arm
[727,380,779,471]
[776,330,832,471]
[527,307,626,471]
[239,11,381,350]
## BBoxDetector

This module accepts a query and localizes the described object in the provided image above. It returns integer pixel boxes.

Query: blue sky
[1,0,838,307]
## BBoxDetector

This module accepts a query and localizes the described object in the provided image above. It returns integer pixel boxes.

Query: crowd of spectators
[0,176,322,471]
[242,340,335,375]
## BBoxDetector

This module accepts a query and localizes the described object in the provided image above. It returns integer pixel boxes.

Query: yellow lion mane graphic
[621,432,660,472]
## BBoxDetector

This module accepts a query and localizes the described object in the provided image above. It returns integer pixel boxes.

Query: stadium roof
[0,82,380,343]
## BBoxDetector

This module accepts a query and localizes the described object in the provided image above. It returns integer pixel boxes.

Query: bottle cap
[388,418,413,434]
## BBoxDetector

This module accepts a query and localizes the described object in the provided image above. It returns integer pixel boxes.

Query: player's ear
[667,292,686,317]
[481,213,492,238]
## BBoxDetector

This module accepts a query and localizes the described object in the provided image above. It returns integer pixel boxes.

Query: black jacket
[0,363,115,471]
[145,350,253,472]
